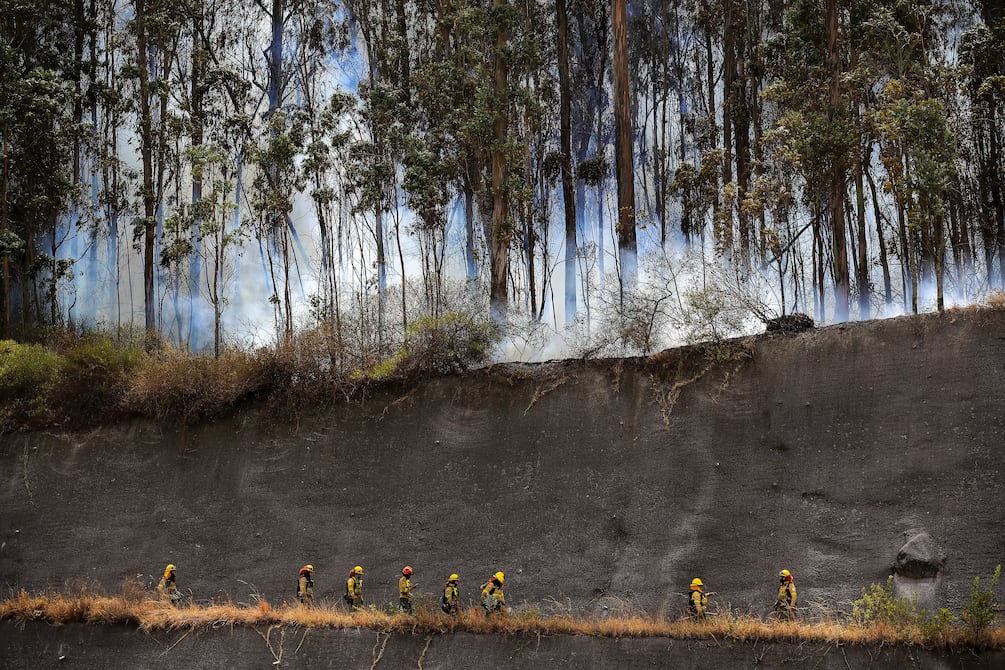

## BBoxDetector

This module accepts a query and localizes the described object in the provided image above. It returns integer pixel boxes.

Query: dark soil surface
[2,621,1003,669]
[2,310,1004,617]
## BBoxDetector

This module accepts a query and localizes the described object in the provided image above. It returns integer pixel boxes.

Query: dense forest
[1,0,1004,357]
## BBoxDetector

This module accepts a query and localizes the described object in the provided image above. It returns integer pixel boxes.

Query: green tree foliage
[3,0,1005,353]
[0,1,80,335]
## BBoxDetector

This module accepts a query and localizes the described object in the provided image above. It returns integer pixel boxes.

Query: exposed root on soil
[646,340,754,425]
[652,364,715,425]
[523,374,568,415]
[255,625,284,665]
[160,628,191,656]
[416,635,432,669]
[22,442,33,505]
[2,590,1003,650]
[609,360,624,394]
[294,627,309,654]
[371,631,389,669]
[382,389,417,417]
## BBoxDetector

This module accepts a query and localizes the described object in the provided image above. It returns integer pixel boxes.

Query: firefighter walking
[298,565,314,606]
[442,573,460,616]
[775,569,797,620]
[688,578,708,619]
[157,564,179,605]
[399,566,415,614]
[345,565,364,608]
[480,571,506,616]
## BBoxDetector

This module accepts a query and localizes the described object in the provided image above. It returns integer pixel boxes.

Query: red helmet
[402,566,413,576]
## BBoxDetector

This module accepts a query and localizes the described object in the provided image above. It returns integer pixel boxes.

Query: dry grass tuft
[2,591,1002,650]
[984,290,1005,310]
[122,348,264,423]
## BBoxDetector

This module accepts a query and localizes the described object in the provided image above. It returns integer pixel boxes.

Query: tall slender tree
[612,0,636,286]
[557,0,577,325]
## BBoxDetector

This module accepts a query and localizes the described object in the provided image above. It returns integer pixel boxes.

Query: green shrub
[369,312,498,381]
[55,334,141,421]
[0,340,63,430]
[921,607,955,646]
[960,564,1001,642]
[852,577,924,627]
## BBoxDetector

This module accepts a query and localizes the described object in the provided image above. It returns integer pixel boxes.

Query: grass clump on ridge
[2,587,1003,650]
[122,348,263,424]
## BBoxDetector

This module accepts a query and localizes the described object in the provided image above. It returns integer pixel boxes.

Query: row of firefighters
[157,565,798,619]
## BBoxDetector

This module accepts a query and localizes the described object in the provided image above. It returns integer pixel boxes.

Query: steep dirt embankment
[4,621,1004,670]
[2,311,1004,617]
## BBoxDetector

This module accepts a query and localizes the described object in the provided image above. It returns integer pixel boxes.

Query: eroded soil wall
[2,311,1004,615]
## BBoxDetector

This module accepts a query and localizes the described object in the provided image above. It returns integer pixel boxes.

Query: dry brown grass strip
[2,591,1003,650]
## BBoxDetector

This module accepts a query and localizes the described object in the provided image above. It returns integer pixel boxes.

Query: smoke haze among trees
[1,0,1004,358]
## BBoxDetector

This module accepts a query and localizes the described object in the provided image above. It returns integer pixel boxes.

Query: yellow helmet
[494,571,505,584]
[691,578,703,587]
[449,573,459,581]
[779,569,791,578]
[166,564,176,572]
[304,565,314,572]
[353,565,364,574]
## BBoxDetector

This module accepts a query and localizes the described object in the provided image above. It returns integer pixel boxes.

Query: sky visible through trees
[1,0,1004,358]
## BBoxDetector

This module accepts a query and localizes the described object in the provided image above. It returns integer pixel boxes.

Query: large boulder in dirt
[895,531,945,579]
[892,530,945,609]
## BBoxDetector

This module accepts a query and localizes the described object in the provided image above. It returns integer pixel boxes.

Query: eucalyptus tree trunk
[134,0,157,337]
[826,0,849,322]
[612,0,637,287]
[587,3,607,282]
[731,1,752,270]
[854,138,870,319]
[850,43,869,319]
[1,123,9,336]
[489,0,510,320]
[269,0,283,113]
[864,151,892,306]
[722,1,735,253]
[464,183,476,282]
[190,5,207,350]
[557,0,576,326]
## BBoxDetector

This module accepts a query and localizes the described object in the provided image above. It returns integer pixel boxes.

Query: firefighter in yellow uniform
[442,573,460,616]
[480,571,506,616]
[345,565,364,607]
[157,564,179,605]
[298,565,314,606]
[399,566,415,614]
[688,578,707,619]
[775,569,797,620]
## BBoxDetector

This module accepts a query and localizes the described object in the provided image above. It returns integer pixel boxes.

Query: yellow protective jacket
[689,588,707,617]
[481,579,505,608]
[299,573,314,598]
[399,576,413,600]
[346,575,363,605]
[443,582,458,607]
[777,581,796,608]
[157,571,177,595]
